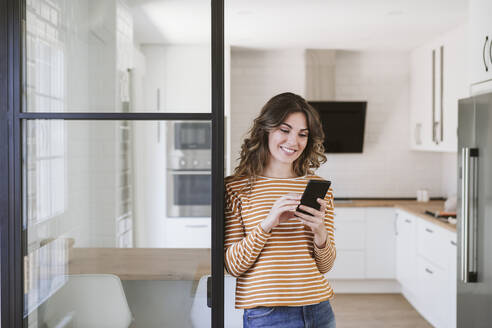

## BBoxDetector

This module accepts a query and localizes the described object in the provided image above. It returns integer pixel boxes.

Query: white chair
[41,274,133,328]
[190,275,243,328]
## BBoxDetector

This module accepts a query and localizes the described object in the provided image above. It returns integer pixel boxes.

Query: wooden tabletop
[69,248,211,281]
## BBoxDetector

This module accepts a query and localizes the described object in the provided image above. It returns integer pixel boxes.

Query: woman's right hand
[260,193,302,233]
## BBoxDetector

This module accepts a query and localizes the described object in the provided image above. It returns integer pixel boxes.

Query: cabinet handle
[483,36,489,72]
[451,240,457,246]
[489,36,492,67]
[185,224,208,228]
[432,50,436,143]
[425,228,434,233]
[433,122,440,145]
[425,268,434,275]
[404,219,412,224]
[440,45,444,143]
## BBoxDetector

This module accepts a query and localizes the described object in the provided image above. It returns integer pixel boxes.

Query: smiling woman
[232,93,326,180]
[224,93,336,328]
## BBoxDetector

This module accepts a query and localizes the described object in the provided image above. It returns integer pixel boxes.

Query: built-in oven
[166,170,211,217]
[172,121,211,152]
[166,122,211,217]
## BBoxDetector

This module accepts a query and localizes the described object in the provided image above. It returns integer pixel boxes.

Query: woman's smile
[279,145,297,155]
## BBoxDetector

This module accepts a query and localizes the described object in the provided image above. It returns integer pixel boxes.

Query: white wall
[230,48,305,167]
[441,153,458,197]
[230,49,453,198]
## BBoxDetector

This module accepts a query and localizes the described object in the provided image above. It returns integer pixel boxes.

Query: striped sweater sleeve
[224,185,271,277]
[313,187,336,274]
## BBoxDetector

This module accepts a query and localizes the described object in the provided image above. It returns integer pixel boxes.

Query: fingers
[277,200,301,210]
[297,204,323,218]
[276,195,301,207]
[317,198,327,211]
[279,204,299,213]
[298,219,315,231]
[281,193,303,201]
[294,210,318,222]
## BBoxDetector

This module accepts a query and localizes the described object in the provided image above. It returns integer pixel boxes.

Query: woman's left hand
[295,198,328,248]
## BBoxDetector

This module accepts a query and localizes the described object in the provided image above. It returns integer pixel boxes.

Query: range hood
[305,50,367,153]
[305,49,336,101]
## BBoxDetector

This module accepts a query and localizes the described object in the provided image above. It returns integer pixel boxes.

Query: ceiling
[130,0,468,51]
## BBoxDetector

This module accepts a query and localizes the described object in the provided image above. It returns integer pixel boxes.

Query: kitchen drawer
[417,219,448,269]
[396,210,416,225]
[325,250,365,279]
[165,218,211,248]
[335,208,365,222]
[416,256,447,328]
[334,221,365,250]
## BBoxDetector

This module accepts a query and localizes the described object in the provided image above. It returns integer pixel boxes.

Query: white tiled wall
[441,152,458,198]
[230,48,305,166]
[230,49,454,198]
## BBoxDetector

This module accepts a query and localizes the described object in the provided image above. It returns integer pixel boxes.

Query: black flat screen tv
[308,101,367,153]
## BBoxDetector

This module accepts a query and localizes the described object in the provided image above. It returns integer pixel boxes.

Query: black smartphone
[296,179,331,216]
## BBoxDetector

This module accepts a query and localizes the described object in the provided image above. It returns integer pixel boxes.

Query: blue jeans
[243,300,336,328]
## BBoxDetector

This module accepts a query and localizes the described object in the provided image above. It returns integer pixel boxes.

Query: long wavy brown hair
[232,92,327,182]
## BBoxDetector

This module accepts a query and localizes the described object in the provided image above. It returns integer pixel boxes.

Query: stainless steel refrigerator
[458,92,492,327]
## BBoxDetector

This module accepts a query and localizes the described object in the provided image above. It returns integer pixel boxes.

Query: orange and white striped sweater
[224,175,336,309]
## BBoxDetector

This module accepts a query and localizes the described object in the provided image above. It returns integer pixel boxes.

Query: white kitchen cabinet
[326,250,365,279]
[445,232,457,328]
[327,207,366,279]
[417,218,449,270]
[395,210,418,294]
[165,218,211,248]
[142,45,211,113]
[410,43,433,150]
[410,25,467,152]
[396,209,457,328]
[417,256,448,328]
[469,0,492,90]
[334,220,365,250]
[365,208,395,279]
[326,207,395,280]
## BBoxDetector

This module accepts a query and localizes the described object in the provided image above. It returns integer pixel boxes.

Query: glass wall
[21,0,216,326]
[25,0,211,113]
[23,120,212,327]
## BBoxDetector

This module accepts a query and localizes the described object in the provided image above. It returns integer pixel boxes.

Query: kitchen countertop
[335,199,456,232]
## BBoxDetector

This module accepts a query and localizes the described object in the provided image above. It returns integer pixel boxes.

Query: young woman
[224,92,336,328]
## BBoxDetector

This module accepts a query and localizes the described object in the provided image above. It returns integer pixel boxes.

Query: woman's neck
[261,163,297,179]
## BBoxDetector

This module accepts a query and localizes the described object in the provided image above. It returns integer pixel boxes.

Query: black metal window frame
[0,0,224,327]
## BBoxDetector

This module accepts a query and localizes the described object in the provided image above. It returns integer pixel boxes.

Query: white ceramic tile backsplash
[230,48,456,198]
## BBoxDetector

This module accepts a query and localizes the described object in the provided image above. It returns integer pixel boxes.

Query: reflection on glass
[24,0,211,113]
[23,120,212,327]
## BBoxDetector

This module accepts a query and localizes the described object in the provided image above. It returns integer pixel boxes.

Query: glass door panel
[24,0,211,113]
[23,120,212,327]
